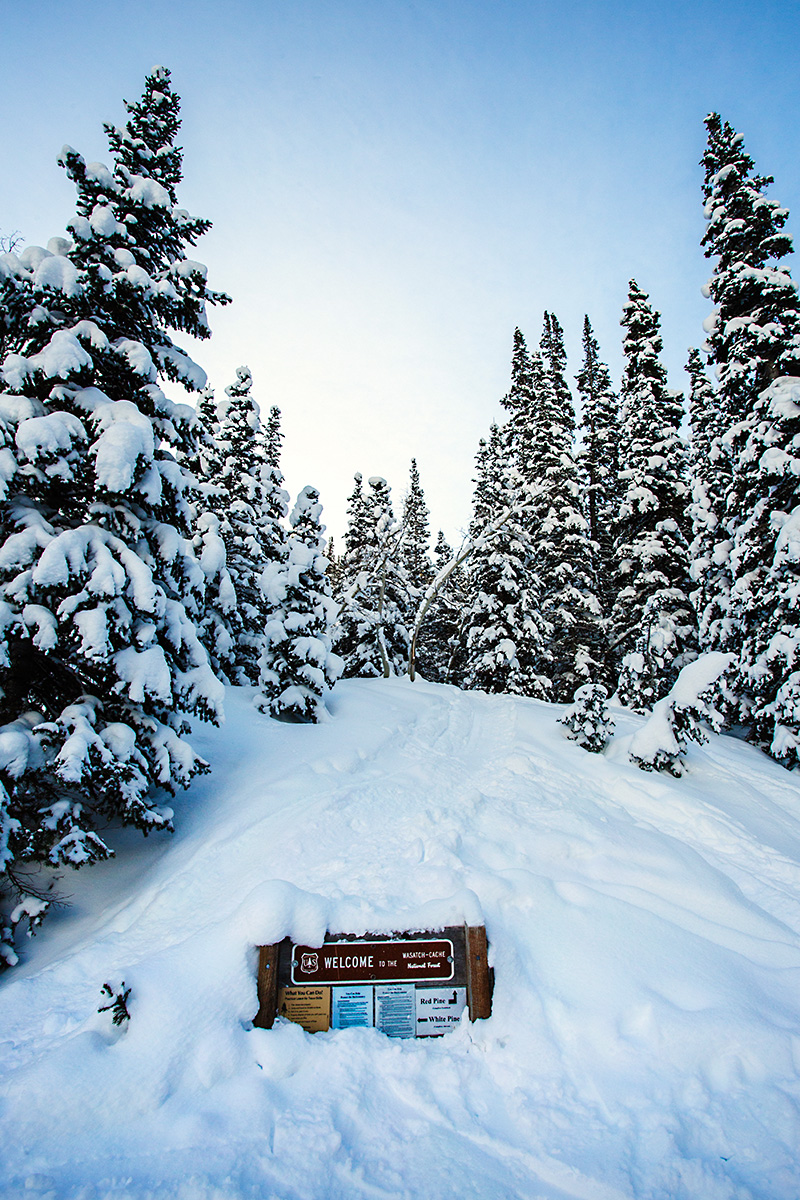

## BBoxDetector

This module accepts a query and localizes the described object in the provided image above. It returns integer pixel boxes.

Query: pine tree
[0,69,226,960]
[333,473,372,676]
[213,367,281,684]
[701,114,800,762]
[333,475,410,677]
[459,415,551,698]
[256,486,341,722]
[259,404,290,576]
[401,458,432,596]
[188,383,238,684]
[559,684,614,753]
[686,348,732,658]
[529,315,603,701]
[415,530,468,683]
[611,281,696,710]
[576,315,619,655]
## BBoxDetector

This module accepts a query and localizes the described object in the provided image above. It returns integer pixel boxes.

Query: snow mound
[1,678,800,1199]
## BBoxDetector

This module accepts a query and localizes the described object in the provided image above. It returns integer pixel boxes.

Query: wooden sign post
[254,925,492,1035]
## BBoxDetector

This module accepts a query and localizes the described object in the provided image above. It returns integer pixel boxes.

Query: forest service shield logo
[300,952,319,974]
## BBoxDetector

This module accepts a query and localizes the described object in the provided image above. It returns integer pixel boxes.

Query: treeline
[329,114,800,774]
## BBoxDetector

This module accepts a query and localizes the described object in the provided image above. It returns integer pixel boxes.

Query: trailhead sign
[254,925,492,1037]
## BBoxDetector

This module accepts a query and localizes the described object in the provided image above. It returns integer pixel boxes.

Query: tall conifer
[611,281,696,709]
[0,70,226,956]
[701,114,800,761]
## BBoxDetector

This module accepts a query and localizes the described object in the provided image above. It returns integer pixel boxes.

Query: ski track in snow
[1,678,800,1199]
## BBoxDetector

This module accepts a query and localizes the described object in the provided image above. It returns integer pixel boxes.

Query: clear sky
[3,0,800,543]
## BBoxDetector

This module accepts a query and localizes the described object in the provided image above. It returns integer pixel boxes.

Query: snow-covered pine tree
[256,486,341,722]
[701,114,800,763]
[415,530,468,683]
[628,652,733,776]
[333,473,372,676]
[458,406,551,698]
[0,69,227,961]
[365,476,411,677]
[576,315,620,667]
[401,458,433,596]
[611,281,696,711]
[528,317,603,701]
[686,348,732,660]
[189,383,238,684]
[333,475,410,677]
[258,403,290,578]
[559,683,614,753]
[212,367,282,685]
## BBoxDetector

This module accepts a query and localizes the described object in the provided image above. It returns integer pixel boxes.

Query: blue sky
[3,0,800,540]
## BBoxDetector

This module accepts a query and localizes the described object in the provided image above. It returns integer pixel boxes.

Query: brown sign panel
[291,938,454,985]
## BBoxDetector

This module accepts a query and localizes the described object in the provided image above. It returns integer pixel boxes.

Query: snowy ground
[1,677,800,1199]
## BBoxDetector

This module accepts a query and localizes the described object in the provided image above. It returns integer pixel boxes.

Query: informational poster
[415,987,467,1036]
[374,984,415,1038]
[277,987,330,1033]
[331,985,374,1029]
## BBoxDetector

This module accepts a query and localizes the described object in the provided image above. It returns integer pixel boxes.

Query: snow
[2,678,800,1199]
[91,399,155,493]
[127,176,171,210]
[32,254,81,297]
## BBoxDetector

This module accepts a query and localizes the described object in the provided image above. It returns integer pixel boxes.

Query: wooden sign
[254,925,492,1036]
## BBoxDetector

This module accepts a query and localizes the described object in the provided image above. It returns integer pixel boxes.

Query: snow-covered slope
[2,678,800,1199]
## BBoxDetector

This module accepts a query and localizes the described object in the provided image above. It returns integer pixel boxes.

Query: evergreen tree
[701,114,800,762]
[559,684,614,753]
[459,416,551,698]
[333,473,372,675]
[258,403,290,576]
[416,530,468,683]
[256,486,341,722]
[333,475,410,677]
[529,316,603,701]
[400,458,433,596]
[0,69,226,960]
[576,315,620,654]
[610,282,696,710]
[213,367,282,684]
[686,348,732,658]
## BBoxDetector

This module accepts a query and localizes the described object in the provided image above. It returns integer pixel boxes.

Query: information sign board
[415,987,467,1036]
[375,984,415,1038]
[277,986,330,1033]
[254,925,492,1036]
[331,985,374,1029]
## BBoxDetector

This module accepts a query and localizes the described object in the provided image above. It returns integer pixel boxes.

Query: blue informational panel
[331,985,374,1029]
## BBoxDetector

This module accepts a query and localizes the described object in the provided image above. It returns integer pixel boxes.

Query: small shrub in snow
[559,684,614,753]
[629,652,734,776]
[98,981,131,1026]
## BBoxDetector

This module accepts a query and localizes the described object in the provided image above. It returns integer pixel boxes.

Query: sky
[3,0,800,543]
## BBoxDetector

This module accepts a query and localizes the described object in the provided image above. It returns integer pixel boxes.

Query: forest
[1,68,799,963]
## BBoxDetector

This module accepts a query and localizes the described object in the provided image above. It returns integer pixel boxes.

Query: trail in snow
[1,678,800,1200]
